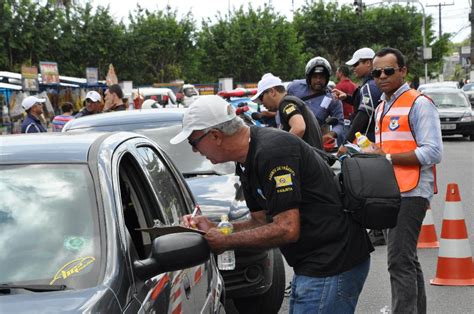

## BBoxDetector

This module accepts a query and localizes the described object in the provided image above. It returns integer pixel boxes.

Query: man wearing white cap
[333,47,382,144]
[75,91,102,118]
[173,95,372,313]
[21,96,47,133]
[252,73,323,149]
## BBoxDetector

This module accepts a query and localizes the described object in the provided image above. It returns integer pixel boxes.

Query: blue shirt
[21,114,47,133]
[380,83,443,200]
[287,79,344,137]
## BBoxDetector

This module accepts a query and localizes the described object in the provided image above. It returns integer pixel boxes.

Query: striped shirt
[380,83,443,200]
[52,114,74,132]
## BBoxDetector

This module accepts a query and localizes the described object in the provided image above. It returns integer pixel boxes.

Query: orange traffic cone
[417,206,439,248]
[431,183,474,286]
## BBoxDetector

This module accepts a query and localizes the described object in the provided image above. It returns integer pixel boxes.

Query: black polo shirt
[278,95,323,149]
[236,127,372,277]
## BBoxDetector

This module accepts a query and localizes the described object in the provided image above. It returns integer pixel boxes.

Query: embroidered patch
[274,174,293,188]
[389,116,400,131]
[284,103,296,115]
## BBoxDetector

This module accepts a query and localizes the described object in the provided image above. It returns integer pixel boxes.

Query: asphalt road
[277,136,474,313]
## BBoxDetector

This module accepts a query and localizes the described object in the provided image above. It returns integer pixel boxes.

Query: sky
[90,0,470,44]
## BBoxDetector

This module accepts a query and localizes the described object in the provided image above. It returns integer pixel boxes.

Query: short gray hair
[203,116,245,135]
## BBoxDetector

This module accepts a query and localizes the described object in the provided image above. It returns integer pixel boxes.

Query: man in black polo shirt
[251,73,323,149]
[171,95,373,313]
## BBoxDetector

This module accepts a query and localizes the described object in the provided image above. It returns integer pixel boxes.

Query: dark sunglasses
[371,67,400,78]
[188,131,209,148]
[352,61,360,68]
[258,90,268,102]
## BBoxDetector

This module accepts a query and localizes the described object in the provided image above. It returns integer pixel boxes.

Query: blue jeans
[289,258,370,314]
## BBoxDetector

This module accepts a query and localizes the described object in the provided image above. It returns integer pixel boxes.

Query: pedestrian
[335,65,357,130]
[52,102,74,132]
[171,95,373,314]
[368,47,443,313]
[103,84,126,112]
[333,47,383,144]
[75,91,102,118]
[21,95,47,133]
[251,73,323,149]
[287,56,345,146]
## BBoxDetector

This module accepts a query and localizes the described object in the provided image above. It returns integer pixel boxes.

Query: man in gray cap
[21,95,47,133]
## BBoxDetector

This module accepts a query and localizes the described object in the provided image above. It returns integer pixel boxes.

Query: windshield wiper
[183,170,223,178]
[0,283,67,293]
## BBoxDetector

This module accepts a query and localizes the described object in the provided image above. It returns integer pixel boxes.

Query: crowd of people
[176,47,442,314]
[18,46,444,313]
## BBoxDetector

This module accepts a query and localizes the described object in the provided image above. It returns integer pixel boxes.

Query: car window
[462,83,474,91]
[425,92,470,108]
[0,164,101,289]
[136,146,189,225]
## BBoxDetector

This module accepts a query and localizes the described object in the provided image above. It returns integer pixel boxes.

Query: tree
[196,5,305,83]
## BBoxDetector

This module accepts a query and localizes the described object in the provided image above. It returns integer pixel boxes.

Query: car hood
[0,286,114,312]
[185,175,249,222]
[437,107,470,117]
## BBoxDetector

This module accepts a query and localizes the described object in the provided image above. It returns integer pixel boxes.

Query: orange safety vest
[375,89,421,192]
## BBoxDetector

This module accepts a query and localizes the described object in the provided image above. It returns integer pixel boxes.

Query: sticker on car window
[64,236,87,252]
[50,256,95,285]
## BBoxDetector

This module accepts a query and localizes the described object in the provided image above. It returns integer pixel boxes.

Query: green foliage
[0,0,455,85]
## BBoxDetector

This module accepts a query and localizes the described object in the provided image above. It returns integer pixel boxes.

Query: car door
[111,139,195,314]
[134,145,216,313]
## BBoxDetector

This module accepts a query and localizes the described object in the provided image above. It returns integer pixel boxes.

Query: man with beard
[287,56,344,146]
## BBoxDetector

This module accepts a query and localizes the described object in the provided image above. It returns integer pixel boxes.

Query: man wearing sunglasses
[251,73,323,149]
[368,47,443,314]
[21,95,47,133]
[172,95,373,313]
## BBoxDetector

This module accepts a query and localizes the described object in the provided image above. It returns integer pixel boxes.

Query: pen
[190,205,201,229]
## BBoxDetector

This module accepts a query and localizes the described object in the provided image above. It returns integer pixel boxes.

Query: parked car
[461,82,474,106]
[63,110,286,313]
[422,88,474,141]
[176,84,200,107]
[417,81,459,93]
[133,87,178,108]
[0,132,224,312]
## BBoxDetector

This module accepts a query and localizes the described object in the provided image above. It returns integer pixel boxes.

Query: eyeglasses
[371,67,400,78]
[188,131,209,148]
[258,90,268,102]
[352,61,360,68]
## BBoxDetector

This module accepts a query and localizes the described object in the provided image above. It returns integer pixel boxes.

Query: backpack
[335,154,401,229]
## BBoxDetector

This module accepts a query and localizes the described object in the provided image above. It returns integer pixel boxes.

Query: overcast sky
[90,0,470,44]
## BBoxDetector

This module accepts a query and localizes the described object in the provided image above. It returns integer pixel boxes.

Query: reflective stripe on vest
[375,89,420,192]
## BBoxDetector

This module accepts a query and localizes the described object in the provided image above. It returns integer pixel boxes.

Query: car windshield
[424,92,470,108]
[462,83,474,92]
[0,164,101,289]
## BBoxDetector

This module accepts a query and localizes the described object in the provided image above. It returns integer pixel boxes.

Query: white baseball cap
[346,47,375,66]
[170,95,236,144]
[141,99,162,109]
[251,73,284,103]
[22,96,45,111]
[85,91,102,102]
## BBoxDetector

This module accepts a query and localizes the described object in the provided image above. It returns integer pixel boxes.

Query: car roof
[133,87,176,95]
[64,109,185,131]
[0,132,108,164]
[422,88,465,94]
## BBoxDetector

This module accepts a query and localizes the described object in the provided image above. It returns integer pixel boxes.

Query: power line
[426,2,455,38]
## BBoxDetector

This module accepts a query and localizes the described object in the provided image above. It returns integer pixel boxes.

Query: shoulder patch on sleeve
[283,103,297,115]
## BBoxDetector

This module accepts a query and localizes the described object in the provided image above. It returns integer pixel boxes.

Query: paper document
[137,225,206,237]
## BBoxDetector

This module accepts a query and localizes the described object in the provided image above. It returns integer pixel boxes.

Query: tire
[469,134,474,142]
[233,249,286,314]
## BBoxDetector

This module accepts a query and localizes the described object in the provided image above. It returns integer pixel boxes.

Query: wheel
[232,249,286,314]
[469,134,474,142]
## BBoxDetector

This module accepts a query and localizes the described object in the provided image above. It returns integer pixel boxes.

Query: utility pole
[470,3,474,81]
[426,2,454,39]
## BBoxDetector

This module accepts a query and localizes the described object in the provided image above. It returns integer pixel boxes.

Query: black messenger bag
[336,154,401,229]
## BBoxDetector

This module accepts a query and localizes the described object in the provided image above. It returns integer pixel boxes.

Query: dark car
[422,88,474,141]
[63,109,286,313]
[0,132,224,313]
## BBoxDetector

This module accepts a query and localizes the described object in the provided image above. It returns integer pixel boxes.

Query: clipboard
[136,225,206,237]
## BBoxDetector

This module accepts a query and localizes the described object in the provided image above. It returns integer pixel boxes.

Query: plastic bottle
[355,132,374,152]
[217,214,235,270]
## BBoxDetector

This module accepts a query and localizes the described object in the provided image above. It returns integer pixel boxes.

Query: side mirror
[134,232,210,280]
